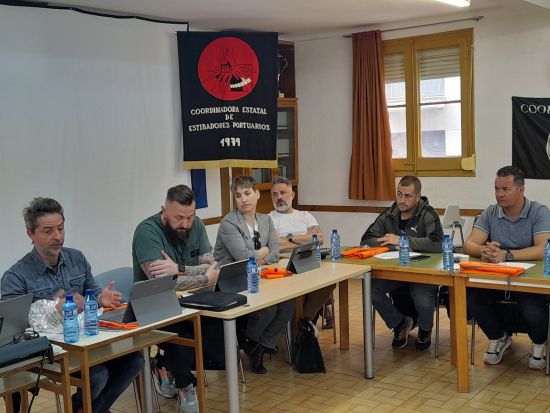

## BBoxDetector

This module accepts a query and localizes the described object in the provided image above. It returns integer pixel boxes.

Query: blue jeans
[372,279,437,331]
[72,351,144,413]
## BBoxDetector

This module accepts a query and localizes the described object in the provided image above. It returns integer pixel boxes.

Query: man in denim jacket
[1,197,143,413]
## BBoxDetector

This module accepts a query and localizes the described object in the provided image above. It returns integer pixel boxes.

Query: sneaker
[179,384,199,413]
[392,316,414,349]
[322,318,334,330]
[323,304,334,329]
[415,329,432,351]
[483,333,512,365]
[529,343,546,370]
[151,358,178,398]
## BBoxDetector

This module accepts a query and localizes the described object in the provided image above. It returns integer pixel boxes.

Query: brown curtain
[349,30,395,201]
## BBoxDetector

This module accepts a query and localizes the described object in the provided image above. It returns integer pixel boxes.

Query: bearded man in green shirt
[132,184,219,408]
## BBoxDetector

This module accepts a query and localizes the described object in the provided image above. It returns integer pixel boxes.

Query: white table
[47,308,205,413]
[200,261,370,413]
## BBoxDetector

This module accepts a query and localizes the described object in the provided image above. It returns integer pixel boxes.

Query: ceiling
[20,0,550,35]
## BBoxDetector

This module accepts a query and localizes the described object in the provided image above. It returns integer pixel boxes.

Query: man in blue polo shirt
[464,166,550,369]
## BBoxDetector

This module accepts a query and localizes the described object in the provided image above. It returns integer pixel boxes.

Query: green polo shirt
[132,212,211,282]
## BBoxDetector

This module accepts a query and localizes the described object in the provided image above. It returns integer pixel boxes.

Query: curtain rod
[343,15,483,38]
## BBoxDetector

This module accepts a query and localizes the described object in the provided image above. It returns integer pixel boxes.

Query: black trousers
[467,288,550,344]
[160,317,224,389]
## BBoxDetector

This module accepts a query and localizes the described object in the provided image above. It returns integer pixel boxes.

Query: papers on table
[497,262,535,269]
[375,251,422,260]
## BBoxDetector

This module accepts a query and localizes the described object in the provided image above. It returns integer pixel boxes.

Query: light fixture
[436,0,471,7]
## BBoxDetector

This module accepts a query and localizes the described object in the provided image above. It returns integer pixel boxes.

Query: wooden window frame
[384,29,475,177]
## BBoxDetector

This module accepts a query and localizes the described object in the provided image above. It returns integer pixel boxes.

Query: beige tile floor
[3,279,550,412]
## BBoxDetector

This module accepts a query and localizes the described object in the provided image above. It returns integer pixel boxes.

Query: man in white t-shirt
[268,176,335,326]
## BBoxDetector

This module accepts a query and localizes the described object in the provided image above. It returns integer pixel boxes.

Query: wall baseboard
[296,204,483,217]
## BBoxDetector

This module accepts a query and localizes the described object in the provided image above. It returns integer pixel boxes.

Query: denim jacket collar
[30,247,65,275]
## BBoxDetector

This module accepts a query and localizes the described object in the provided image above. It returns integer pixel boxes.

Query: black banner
[512,96,550,179]
[177,32,278,169]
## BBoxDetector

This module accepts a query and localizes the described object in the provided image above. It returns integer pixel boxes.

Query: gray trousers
[372,279,437,331]
[246,299,296,349]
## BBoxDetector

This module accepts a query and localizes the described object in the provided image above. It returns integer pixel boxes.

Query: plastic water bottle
[312,234,322,264]
[544,239,550,276]
[62,295,79,343]
[246,256,260,294]
[442,234,454,271]
[330,229,341,261]
[179,383,199,413]
[84,289,99,336]
[399,233,410,265]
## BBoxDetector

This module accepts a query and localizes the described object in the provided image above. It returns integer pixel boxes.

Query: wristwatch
[286,233,294,243]
[178,263,186,275]
[505,250,514,262]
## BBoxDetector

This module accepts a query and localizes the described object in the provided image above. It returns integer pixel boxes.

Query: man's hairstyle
[496,165,525,186]
[166,185,195,206]
[398,175,422,194]
[23,197,64,231]
[231,175,257,193]
[271,176,292,187]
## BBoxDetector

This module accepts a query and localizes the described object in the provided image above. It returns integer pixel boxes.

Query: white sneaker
[179,384,199,413]
[483,333,512,365]
[529,343,546,370]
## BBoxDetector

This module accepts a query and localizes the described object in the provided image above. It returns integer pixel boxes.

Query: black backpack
[293,318,326,374]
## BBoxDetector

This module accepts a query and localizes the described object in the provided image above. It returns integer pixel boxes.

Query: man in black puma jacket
[360,176,443,351]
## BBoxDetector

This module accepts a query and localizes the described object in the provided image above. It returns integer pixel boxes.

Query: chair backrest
[442,205,465,229]
[94,267,134,302]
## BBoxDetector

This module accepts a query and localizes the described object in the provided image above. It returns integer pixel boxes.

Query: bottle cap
[66,294,73,300]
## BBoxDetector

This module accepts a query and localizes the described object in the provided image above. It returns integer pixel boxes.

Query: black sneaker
[392,316,414,349]
[415,329,432,351]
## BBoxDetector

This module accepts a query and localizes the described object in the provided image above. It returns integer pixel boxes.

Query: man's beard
[165,222,190,245]
[275,200,291,213]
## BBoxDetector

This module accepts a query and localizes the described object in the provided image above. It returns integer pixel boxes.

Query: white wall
[2,3,549,275]
[294,5,550,244]
[0,6,221,275]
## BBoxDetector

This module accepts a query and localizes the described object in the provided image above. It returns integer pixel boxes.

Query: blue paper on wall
[191,169,208,209]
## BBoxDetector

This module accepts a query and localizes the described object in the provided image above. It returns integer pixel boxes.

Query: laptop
[287,241,321,274]
[187,259,249,294]
[0,294,33,346]
[99,274,181,326]
[216,259,249,293]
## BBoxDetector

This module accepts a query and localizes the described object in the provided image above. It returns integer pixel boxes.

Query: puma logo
[410,226,418,233]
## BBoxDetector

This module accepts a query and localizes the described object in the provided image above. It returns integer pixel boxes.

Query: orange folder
[458,261,525,276]
[341,247,390,259]
[260,267,293,279]
[99,304,140,330]
[98,320,140,330]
